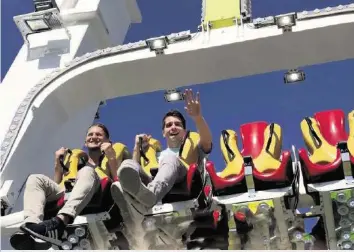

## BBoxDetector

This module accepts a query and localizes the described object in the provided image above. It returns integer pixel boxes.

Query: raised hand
[184,89,201,120]
[134,134,151,149]
[100,142,116,159]
[55,147,68,160]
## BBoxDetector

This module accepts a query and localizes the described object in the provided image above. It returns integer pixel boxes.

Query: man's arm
[132,145,140,163]
[54,160,63,184]
[132,134,151,163]
[101,143,121,180]
[194,115,213,154]
[53,147,66,184]
[184,89,212,154]
[107,155,120,180]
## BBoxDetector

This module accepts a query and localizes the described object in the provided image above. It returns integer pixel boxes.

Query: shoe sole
[111,182,146,249]
[119,166,142,195]
[10,232,52,250]
[119,167,156,207]
[111,182,135,226]
[20,226,63,248]
[10,232,34,250]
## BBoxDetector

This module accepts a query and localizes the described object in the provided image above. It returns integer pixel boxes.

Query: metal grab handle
[265,123,275,152]
[305,117,322,146]
[59,149,73,173]
[139,137,149,163]
[221,130,235,161]
[179,130,190,157]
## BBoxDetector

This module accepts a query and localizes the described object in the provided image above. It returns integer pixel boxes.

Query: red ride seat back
[240,121,268,158]
[299,109,347,179]
[314,109,348,146]
[240,121,290,182]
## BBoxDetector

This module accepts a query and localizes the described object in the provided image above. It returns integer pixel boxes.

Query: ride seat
[139,131,203,203]
[242,122,291,183]
[205,129,246,195]
[44,143,130,219]
[206,122,292,195]
[298,109,349,182]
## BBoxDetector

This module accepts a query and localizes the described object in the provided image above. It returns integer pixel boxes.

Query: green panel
[330,188,353,201]
[203,0,241,29]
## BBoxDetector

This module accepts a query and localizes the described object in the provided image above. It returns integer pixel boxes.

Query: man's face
[85,126,108,150]
[162,116,186,144]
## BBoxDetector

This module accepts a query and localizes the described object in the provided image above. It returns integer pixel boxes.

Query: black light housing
[146,36,168,55]
[284,69,306,83]
[275,13,297,32]
[33,0,58,12]
[164,89,184,102]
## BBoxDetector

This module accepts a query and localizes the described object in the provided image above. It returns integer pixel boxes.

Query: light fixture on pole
[146,36,168,55]
[13,4,70,46]
[164,89,184,102]
[275,13,297,32]
[284,69,306,84]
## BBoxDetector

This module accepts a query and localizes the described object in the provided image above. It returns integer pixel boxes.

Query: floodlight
[146,36,168,55]
[13,8,70,45]
[25,18,50,31]
[284,69,306,83]
[33,0,57,12]
[164,89,184,102]
[275,13,297,32]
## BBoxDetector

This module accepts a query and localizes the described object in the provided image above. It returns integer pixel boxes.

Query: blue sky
[2,0,354,171]
[1,0,354,234]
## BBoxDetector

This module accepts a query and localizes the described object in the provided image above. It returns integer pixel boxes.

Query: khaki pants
[23,166,100,224]
[120,153,187,203]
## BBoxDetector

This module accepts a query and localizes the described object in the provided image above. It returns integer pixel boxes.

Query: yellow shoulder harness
[95,142,130,179]
[60,149,88,188]
[300,117,337,164]
[139,132,201,175]
[140,138,162,176]
[60,143,129,187]
[179,131,200,168]
[218,129,244,178]
[252,123,282,173]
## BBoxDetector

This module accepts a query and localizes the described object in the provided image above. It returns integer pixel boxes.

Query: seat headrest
[240,121,268,158]
[314,109,348,146]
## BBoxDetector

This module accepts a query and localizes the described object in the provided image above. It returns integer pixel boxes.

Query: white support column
[0,0,141,249]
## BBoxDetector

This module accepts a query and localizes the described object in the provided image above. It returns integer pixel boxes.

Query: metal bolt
[337,193,347,203]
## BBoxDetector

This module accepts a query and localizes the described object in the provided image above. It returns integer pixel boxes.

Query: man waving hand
[113,89,212,208]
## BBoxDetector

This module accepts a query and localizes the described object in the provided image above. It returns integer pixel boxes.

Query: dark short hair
[162,110,186,130]
[87,123,110,138]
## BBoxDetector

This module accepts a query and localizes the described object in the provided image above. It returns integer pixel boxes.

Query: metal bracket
[243,156,256,197]
[13,8,71,50]
[338,142,353,182]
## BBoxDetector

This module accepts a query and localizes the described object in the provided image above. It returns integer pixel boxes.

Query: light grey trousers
[23,166,100,224]
[122,153,187,203]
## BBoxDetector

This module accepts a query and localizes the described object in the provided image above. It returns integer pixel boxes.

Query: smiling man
[10,123,120,250]
[113,89,213,209]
